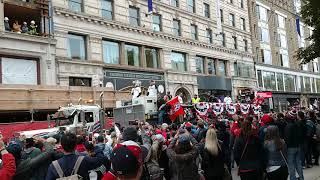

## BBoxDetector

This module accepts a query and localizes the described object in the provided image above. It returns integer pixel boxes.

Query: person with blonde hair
[201,127,226,180]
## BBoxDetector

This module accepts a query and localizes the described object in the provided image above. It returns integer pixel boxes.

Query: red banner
[167,97,185,121]
[256,92,272,98]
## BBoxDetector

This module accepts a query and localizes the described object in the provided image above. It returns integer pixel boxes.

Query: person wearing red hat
[258,114,274,141]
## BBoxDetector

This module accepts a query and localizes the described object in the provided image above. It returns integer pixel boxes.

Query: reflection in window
[229,13,235,27]
[145,48,159,68]
[257,70,263,87]
[277,73,284,91]
[195,56,204,73]
[68,34,86,60]
[101,0,113,20]
[69,0,83,12]
[129,6,139,26]
[187,0,195,13]
[125,44,140,67]
[206,29,213,43]
[171,52,186,71]
[204,3,210,18]
[191,24,198,40]
[218,60,226,76]
[208,58,215,75]
[173,19,181,36]
[102,40,119,64]
[304,77,311,92]
[284,74,295,92]
[257,5,267,22]
[152,14,161,32]
[263,71,276,90]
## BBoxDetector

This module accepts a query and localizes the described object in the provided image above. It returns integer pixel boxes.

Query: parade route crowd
[0,98,320,180]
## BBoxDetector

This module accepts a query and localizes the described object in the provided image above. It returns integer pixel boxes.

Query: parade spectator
[216,120,232,172]
[0,139,16,180]
[102,141,143,180]
[234,120,264,180]
[75,136,87,155]
[285,110,304,180]
[264,126,288,180]
[166,130,200,180]
[258,114,274,141]
[24,138,41,159]
[201,128,226,180]
[274,113,287,139]
[46,133,108,180]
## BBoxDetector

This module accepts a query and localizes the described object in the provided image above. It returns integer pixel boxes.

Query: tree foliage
[297,0,320,64]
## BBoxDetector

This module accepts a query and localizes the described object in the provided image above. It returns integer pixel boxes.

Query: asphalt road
[231,166,320,180]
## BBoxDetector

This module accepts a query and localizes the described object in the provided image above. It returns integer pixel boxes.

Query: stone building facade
[52,0,255,103]
[248,0,320,111]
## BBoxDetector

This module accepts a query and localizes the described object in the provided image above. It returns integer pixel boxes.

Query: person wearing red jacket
[0,140,16,180]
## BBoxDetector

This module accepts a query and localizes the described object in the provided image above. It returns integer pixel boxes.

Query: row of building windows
[195,56,227,76]
[67,33,230,74]
[257,70,320,93]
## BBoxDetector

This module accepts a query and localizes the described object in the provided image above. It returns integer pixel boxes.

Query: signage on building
[105,70,164,81]
[256,91,273,98]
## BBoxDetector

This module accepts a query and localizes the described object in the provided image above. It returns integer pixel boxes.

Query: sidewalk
[231,166,320,180]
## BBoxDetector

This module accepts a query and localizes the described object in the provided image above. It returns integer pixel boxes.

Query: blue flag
[148,0,153,13]
[296,17,301,37]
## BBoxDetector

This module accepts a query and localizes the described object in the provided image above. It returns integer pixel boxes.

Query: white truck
[18,105,105,138]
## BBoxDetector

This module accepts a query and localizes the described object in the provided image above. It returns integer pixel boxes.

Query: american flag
[89,121,101,133]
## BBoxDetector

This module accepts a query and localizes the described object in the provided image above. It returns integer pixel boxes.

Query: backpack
[143,160,163,180]
[52,156,84,180]
[306,120,316,137]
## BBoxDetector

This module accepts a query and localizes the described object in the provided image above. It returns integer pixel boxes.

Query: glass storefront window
[195,56,204,74]
[145,48,159,68]
[316,79,320,93]
[284,74,295,92]
[125,44,140,67]
[304,77,311,92]
[218,60,226,76]
[171,52,186,71]
[276,73,284,91]
[208,58,215,75]
[257,70,263,87]
[238,63,254,78]
[263,71,276,90]
[102,40,119,64]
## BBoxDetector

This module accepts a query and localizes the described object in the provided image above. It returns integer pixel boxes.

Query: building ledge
[256,63,320,76]
[0,31,56,45]
[53,7,254,59]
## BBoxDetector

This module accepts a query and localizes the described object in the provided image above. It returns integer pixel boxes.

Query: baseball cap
[111,141,142,176]
[178,134,191,145]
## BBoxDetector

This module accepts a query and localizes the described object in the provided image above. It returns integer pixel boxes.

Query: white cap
[4,17,9,21]
[31,20,35,24]
[23,22,27,25]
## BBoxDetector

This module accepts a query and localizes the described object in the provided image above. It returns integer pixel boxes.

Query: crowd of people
[0,105,320,180]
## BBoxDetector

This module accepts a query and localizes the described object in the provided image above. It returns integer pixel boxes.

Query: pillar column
[204,57,208,74]
[158,49,164,69]
[226,61,231,77]
[215,59,220,76]
[120,42,126,65]
[140,46,146,68]
[0,2,4,32]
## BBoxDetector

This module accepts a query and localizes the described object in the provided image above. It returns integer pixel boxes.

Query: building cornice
[0,31,56,45]
[53,7,254,59]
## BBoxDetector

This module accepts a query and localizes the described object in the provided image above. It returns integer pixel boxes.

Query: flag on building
[296,17,301,37]
[167,96,185,121]
[215,0,222,34]
[148,0,153,13]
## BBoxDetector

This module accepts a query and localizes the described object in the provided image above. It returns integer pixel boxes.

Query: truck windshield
[53,108,76,127]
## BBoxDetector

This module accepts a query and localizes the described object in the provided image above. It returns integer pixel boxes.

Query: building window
[187,0,195,13]
[294,0,301,13]
[129,6,139,26]
[301,64,308,71]
[280,54,289,67]
[277,14,285,29]
[69,77,91,87]
[277,73,284,91]
[145,48,159,68]
[191,24,198,40]
[1,58,38,85]
[173,19,181,36]
[284,75,295,92]
[240,0,244,8]
[313,60,319,72]
[218,60,226,76]
[171,0,179,7]
[263,71,276,90]
[259,27,270,43]
[102,40,119,64]
[171,52,186,71]
[208,58,215,75]
[304,77,311,92]
[206,29,213,44]
[240,18,246,30]
[279,34,287,49]
[69,0,83,12]
[152,14,161,32]
[67,34,86,60]
[233,62,238,76]
[101,0,113,20]
[257,70,263,87]
[221,32,226,47]
[229,13,235,27]
[195,56,204,74]
[204,3,210,18]
[261,49,271,64]
[238,63,255,78]
[125,44,140,67]
[229,0,233,4]
[220,9,224,23]
[300,25,305,47]
[316,79,320,93]
[232,36,237,49]
[257,5,267,22]
[244,39,248,52]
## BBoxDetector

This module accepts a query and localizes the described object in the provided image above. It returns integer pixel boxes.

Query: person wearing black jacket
[285,111,304,180]
[234,120,265,180]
